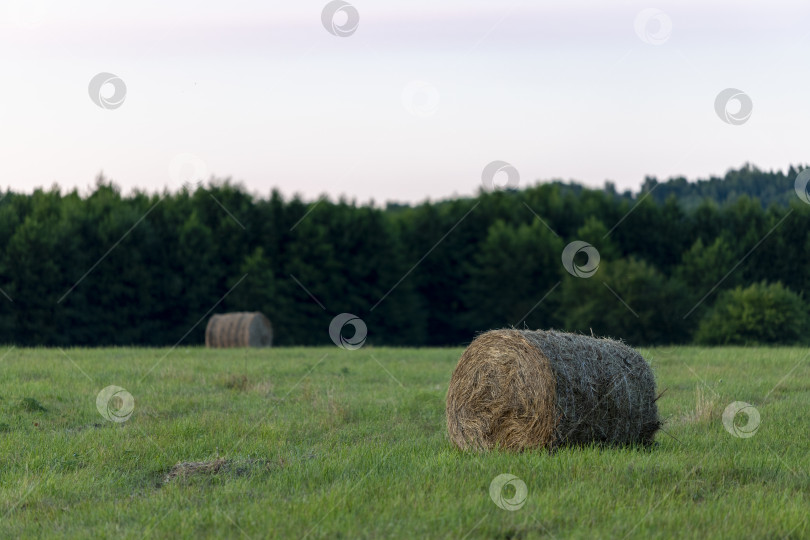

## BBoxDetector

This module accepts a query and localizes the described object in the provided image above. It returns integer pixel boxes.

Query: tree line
[1,164,809,347]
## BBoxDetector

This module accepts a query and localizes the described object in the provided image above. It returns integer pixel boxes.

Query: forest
[1,163,808,347]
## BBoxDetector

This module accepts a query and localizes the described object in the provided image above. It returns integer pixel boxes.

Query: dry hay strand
[205,312,273,348]
[446,329,661,452]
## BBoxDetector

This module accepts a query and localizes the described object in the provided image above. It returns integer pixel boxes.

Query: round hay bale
[446,329,660,451]
[205,312,273,348]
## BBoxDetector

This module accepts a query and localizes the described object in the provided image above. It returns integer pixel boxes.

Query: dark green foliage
[0,165,808,346]
[646,163,810,209]
[560,258,693,345]
[695,282,808,345]
[464,220,563,333]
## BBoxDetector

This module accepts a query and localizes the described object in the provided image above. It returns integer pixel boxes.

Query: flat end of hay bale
[445,329,557,452]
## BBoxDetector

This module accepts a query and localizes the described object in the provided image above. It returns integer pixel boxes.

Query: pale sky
[1,0,808,203]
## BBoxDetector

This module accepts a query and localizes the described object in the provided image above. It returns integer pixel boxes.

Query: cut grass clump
[14,397,47,413]
[163,457,271,484]
[216,374,275,394]
[164,458,228,483]
[222,374,249,391]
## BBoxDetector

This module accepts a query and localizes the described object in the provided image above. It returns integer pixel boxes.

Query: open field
[0,346,808,539]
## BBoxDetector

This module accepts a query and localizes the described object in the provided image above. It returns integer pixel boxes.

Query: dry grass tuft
[681,385,718,424]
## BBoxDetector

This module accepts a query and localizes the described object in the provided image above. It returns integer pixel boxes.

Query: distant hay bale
[445,329,660,452]
[205,312,273,348]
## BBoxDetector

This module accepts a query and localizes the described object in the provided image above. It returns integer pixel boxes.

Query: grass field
[0,345,808,539]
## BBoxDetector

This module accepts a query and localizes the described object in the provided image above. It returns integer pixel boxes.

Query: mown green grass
[0,345,807,539]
